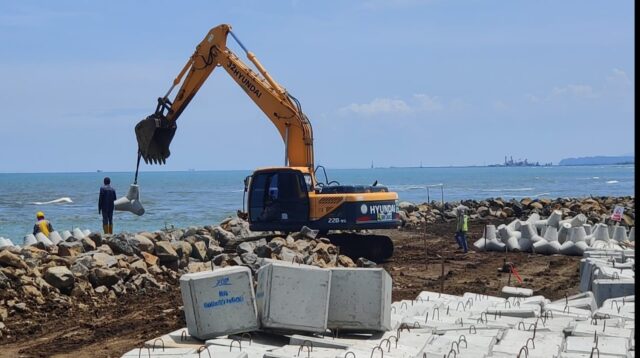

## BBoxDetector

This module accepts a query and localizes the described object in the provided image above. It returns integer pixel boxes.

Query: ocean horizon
[0,164,634,245]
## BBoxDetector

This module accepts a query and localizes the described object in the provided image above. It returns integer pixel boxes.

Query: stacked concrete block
[327,268,391,331]
[256,262,331,333]
[180,266,259,340]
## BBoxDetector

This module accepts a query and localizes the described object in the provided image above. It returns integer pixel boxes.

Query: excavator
[134,24,399,261]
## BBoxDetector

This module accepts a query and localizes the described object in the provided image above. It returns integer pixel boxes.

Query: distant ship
[488,156,552,167]
[96,169,103,173]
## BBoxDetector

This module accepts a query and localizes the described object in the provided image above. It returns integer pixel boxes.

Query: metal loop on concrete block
[611,300,620,311]
[563,305,570,313]
[590,347,600,358]
[180,330,189,342]
[230,339,242,352]
[344,351,356,358]
[504,301,511,308]
[152,338,165,352]
[525,337,535,349]
[465,298,473,309]
[517,321,525,330]
[370,346,384,358]
[593,331,599,346]
[455,317,464,327]
[591,317,598,325]
[432,307,440,321]
[450,341,460,353]
[400,302,408,310]
[412,322,421,329]
[446,347,457,358]
[398,323,411,332]
[458,335,467,348]
[424,312,429,323]
[241,333,252,346]
[456,302,465,312]
[388,335,398,348]
[468,325,477,334]
[138,347,151,358]
[446,305,450,316]
[602,321,606,332]
[516,345,529,358]
[514,300,521,308]
[378,338,391,352]
[197,346,213,358]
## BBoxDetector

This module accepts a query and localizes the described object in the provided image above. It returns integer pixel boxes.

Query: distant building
[489,155,552,167]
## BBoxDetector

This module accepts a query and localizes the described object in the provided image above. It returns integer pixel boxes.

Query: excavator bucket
[135,114,177,164]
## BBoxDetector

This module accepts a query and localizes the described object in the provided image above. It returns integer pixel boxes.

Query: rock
[337,255,356,267]
[130,260,148,274]
[80,237,97,252]
[155,241,179,263]
[356,257,377,268]
[399,201,418,213]
[141,252,159,266]
[44,266,75,292]
[278,247,303,263]
[172,241,192,259]
[92,253,118,268]
[477,206,490,217]
[105,235,137,256]
[190,241,208,261]
[58,241,85,257]
[212,227,236,246]
[89,268,119,288]
[212,254,231,266]
[291,226,318,240]
[131,235,155,253]
[0,307,8,321]
[21,285,45,304]
[530,201,543,210]
[207,244,225,258]
[132,274,162,289]
[70,262,90,277]
[94,285,108,294]
[294,240,313,253]
[255,242,272,258]
[236,242,255,255]
[0,250,28,270]
[267,237,286,253]
[96,244,114,255]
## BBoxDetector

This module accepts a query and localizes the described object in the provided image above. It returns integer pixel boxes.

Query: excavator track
[326,232,394,263]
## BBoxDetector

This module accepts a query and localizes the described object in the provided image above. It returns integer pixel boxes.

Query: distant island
[488,156,552,167]
[558,155,635,166]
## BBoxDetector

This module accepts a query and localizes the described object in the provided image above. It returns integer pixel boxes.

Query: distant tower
[504,156,507,165]
[370,160,374,169]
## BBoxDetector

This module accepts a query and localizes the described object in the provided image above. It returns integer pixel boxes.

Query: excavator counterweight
[135,113,176,164]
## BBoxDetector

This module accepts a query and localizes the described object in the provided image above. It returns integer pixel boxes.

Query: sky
[0,0,635,172]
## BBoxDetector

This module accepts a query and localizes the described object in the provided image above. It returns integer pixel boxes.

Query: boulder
[236,242,255,255]
[130,260,148,274]
[356,257,377,268]
[212,227,236,246]
[89,268,119,288]
[80,237,97,252]
[0,250,28,270]
[154,241,179,263]
[171,241,192,259]
[58,241,85,257]
[44,266,75,292]
[206,244,225,258]
[337,255,356,267]
[398,201,418,213]
[92,253,117,268]
[141,252,159,266]
[190,241,208,261]
[105,235,137,256]
[131,235,155,253]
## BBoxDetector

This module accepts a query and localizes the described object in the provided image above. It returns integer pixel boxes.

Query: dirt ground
[0,219,581,357]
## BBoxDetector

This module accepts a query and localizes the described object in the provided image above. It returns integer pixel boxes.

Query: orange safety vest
[37,219,51,237]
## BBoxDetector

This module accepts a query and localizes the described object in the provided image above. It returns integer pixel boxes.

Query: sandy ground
[0,219,581,357]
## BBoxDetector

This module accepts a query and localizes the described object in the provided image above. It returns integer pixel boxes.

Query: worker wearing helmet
[33,211,54,238]
[455,206,469,253]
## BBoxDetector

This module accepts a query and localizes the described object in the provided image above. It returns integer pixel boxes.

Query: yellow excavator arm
[135,24,314,171]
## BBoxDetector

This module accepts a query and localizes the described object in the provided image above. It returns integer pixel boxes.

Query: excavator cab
[248,168,310,231]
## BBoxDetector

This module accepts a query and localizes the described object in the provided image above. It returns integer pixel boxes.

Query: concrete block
[35,232,54,247]
[180,266,259,340]
[256,262,331,333]
[563,336,628,356]
[61,230,72,240]
[72,228,85,239]
[49,231,63,245]
[501,286,533,298]
[543,226,559,242]
[592,278,635,307]
[533,239,560,255]
[23,234,37,247]
[547,210,563,227]
[612,226,628,242]
[327,268,391,331]
[143,328,204,349]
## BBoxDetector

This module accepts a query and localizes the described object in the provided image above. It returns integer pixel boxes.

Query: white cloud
[340,93,444,116]
[551,84,598,98]
[528,68,633,103]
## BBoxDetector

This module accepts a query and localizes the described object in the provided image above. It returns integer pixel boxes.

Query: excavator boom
[135,24,314,170]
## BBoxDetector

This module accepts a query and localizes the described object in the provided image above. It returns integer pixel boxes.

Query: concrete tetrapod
[61,230,72,241]
[592,223,611,241]
[612,226,628,242]
[114,184,145,216]
[517,238,533,252]
[543,226,559,242]
[559,241,586,256]
[0,237,14,250]
[72,228,86,240]
[629,227,635,242]
[583,223,592,236]
[505,236,521,252]
[557,223,572,244]
[532,239,561,255]
[49,231,63,245]
[498,225,521,241]
[546,210,563,228]
[35,232,54,247]
[23,234,37,247]
[568,226,587,243]
[519,222,538,240]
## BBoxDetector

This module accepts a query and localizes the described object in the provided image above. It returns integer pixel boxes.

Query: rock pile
[398,196,635,229]
[473,210,635,256]
[0,216,364,336]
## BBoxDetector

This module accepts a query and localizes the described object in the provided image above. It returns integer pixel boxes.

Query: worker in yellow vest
[455,206,469,253]
[33,211,54,238]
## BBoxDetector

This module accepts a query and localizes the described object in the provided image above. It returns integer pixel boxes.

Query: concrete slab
[501,286,533,298]
[143,328,205,349]
[180,266,259,340]
[328,268,391,331]
[256,262,331,333]
[563,336,629,356]
[491,329,563,357]
[592,279,635,307]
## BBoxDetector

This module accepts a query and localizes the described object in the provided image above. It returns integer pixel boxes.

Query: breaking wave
[30,197,73,205]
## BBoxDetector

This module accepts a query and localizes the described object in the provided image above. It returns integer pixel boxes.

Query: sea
[0,165,634,245]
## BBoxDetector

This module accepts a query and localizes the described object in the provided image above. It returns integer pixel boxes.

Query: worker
[98,177,117,234]
[33,211,54,238]
[455,206,469,253]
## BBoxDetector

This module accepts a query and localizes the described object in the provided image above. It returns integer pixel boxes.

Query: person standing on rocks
[33,211,54,238]
[98,177,117,234]
[455,206,469,253]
